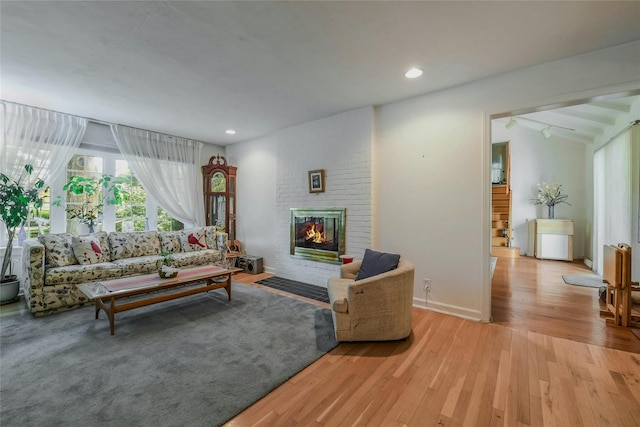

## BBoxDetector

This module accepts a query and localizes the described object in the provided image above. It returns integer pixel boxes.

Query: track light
[504,115,575,138]
[541,127,552,139]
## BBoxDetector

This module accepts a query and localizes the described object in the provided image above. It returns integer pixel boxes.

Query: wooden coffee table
[78,265,242,335]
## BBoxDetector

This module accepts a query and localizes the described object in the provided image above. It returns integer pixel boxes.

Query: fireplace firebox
[290,208,346,263]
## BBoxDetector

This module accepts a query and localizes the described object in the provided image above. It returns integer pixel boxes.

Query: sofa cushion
[169,249,221,268]
[216,232,228,254]
[204,226,218,250]
[180,228,206,252]
[44,262,122,286]
[71,235,107,265]
[112,255,163,276]
[109,231,161,260]
[38,233,78,267]
[355,249,401,281]
[159,231,182,254]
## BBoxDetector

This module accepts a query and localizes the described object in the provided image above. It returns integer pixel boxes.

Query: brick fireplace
[290,208,346,264]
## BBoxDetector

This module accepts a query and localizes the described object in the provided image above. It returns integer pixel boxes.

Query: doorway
[487,91,640,351]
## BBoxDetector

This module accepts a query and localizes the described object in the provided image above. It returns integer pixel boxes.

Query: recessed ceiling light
[405,67,423,79]
[225,129,236,135]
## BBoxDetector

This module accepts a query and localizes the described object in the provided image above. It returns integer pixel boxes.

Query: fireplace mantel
[290,208,346,264]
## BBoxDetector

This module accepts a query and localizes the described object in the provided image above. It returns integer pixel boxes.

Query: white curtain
[0,101,86,187]
[110,125,205,227]
[593,127,632,274]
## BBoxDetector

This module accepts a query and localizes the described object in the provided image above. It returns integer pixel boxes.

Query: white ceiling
[494,94,639,145]
[2,1,639,146]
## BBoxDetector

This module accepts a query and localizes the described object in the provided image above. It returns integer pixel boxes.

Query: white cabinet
[527,219,574,261]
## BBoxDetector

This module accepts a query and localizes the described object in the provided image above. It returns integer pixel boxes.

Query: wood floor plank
[225,261,640,427]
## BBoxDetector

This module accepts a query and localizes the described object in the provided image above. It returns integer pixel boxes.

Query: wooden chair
[226,240,242,268]
[600,244,623,326]
[601,243,640,327]
[618,244,640,328]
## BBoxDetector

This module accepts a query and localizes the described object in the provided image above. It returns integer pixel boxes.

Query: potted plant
[158,252,178,278]
[532,182,571,219]
[54,174,130,233]
[0,165,44,303]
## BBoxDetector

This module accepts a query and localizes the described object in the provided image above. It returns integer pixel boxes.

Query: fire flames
[305,224,325,244]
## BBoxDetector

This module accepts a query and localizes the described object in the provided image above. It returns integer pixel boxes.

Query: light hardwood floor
[227,258,640,426]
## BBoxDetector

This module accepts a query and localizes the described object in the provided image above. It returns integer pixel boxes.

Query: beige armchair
[327,259,415,342]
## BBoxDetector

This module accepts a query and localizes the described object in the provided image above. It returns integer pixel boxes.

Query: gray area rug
[562,274,604,288]
[0,283,338,427]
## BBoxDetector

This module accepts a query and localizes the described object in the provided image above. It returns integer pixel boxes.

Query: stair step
[492,236,508,246]
[492,220,509,228]
[491,246,520,258]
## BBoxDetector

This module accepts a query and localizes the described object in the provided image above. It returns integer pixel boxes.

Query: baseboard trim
[264,266,276,275]
[413,298,483,322]
[583,258,593,269]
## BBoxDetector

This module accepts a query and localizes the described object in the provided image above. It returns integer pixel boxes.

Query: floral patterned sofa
[21,226,227,316]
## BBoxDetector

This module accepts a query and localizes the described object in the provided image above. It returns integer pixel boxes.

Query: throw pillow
[180,228,207,252]
[355,249,401,281]
[78,231,111,261]
[159,231,182,254]
[38,233,78,267]
[71,236,107,265]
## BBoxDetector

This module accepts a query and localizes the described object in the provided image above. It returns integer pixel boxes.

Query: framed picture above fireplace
[308,169,325,193]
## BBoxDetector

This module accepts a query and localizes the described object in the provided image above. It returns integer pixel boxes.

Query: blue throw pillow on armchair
[355,249,401,281]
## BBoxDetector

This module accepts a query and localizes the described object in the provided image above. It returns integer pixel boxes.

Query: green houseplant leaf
[53,174,131,225]
[0,165,45,280]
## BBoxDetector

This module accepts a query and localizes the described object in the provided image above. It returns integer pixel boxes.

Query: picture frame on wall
[308,169,325,193]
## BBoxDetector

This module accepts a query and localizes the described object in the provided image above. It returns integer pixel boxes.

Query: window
[1,150,187,247]
[115,161,147,232]
[0,187,50,246]
[157,206,184,232]
[65,155,104,235]
[59,153,183,234]
[25,187,51,238]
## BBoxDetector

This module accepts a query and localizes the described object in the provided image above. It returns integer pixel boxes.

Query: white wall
[225,137,277,271]
[229,41,639,321]
[375,41,640,321]
[227,107,373,286]
[491,126,587,259]
[632,125,640,284]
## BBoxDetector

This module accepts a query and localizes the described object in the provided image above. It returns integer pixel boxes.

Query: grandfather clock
[202,155,237,240]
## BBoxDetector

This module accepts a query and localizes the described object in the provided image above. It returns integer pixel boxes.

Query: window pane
[115,160,146,232]
[157,206,184,232]
[66,154,103,234]
[26,187,51,238]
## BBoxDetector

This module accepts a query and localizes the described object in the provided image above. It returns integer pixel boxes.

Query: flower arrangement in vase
[532,182,570,219]
[158,253,178,278]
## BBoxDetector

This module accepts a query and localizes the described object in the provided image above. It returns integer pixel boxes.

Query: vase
[548,205,555,219]
[88,220,95,233]
[18,225,27,247]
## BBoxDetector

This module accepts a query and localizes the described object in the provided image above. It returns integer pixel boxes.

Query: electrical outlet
[423,278,431,294]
